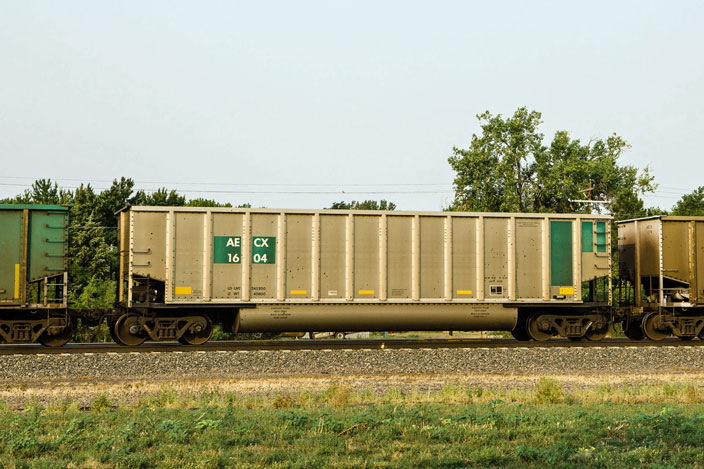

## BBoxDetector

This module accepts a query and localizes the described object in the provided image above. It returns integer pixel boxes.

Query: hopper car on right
[618,216,704,340]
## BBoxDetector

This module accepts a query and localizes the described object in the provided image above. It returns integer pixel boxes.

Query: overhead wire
[0,176,451,188]
[0,181,454,195]
[0,178,694,200]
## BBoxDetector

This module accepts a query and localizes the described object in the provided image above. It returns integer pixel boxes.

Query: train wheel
[38,320,74,347]
[527,316,553,341]
[585,325,608,341]
[108,320,120,344]
[178,316,213,345]
[510,317,531,341]
[643,313,668,341]
[622,320,645,341]
[114,314,147,346]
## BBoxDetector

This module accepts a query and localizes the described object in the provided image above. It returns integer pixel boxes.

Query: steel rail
[0,337,702,355]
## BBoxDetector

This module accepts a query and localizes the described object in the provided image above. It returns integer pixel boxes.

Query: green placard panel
[595,221,607,253]
[581,221,594,253]
[213,236,241,264]
[550,221,573,286]
[252,236,276,264]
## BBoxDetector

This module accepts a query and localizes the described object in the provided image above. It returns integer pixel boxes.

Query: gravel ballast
[1,346,704,382]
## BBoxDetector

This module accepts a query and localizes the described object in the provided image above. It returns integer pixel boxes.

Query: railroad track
[1,337,702,355]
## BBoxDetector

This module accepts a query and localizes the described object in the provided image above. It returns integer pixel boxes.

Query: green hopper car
[0,204,72,346]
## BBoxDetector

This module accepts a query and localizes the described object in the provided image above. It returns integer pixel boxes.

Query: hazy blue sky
[1,1,702,211]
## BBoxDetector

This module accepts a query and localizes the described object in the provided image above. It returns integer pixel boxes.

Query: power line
[0,176,451,188]
[0,179,691,200]
[0,183,452,196]
[2,177,693,195]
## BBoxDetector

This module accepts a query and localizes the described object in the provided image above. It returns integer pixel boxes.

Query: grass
[3,378,704,467]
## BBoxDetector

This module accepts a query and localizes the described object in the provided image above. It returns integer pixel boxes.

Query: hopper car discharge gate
[114,206,612,345]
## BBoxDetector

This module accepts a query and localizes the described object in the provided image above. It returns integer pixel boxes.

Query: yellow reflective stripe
[174,286,192,295]
[14,264,20,298]
[456,290,473,295]
[290,290,307,295]
[358,290,375,295]
[559,287,575,295]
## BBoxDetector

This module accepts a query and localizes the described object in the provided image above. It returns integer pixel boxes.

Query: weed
[384,386,403,402]
[277,410,310,427]
[92,394,112,412]
[685,384,700,403]
[194,418,220,431]
[513,445,540,461]
[440,382,464,402]
[7,434,46,458]
[663,383,678,397]
[322,383,351,408]
[533,377,569,404]
[139,387,177,409]
[156,419,190,443]
[273,392,295,409]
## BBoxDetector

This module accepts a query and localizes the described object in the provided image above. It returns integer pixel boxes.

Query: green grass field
[3,379,704,468]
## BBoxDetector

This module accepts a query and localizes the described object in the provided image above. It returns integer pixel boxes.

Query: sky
[1,1,702,211]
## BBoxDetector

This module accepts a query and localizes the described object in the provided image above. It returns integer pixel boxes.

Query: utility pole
[569,182,612,213]
[579,183,594,214]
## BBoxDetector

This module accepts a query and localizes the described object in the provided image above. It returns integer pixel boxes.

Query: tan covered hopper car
[116,206,612,345]
[618,216,704,340]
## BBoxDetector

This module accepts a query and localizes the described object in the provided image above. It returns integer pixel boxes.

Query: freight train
[0,204,701,346]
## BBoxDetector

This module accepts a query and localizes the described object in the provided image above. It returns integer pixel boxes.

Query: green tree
[448,108,655,216]
[672,187,704,216]
[69,214,113,285]
[329,200,397,210]
[130,187,186,206]
[66,184,117,315]
[449,108,542,212]
[186,198,233,207]
[64,176,130,283]
[2,179,72,205]
[72,184,98,220]
[94,177,135,235]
